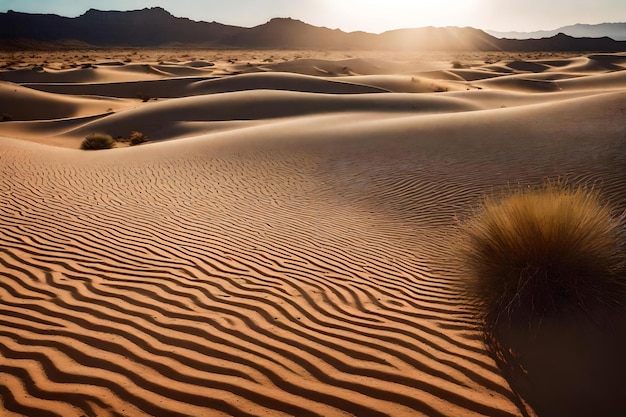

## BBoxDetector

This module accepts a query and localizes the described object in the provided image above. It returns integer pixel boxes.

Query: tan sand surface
[1,50,625,417]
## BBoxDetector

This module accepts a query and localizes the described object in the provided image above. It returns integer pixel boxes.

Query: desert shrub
[0,113,13,122]
[129,131,148,146]
[136,92,150,102]
[451,60,463,69]
[81,133,115,150]
[460,182,626,327]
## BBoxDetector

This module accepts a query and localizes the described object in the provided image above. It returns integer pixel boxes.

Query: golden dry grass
[461,183,626,326]
[80,132,115,150]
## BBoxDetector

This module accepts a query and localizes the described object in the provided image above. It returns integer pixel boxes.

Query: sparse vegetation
[460,182,626,327]
[451,60,463,69]
[136,92,151,102]
[112,131,149,146]
[81,133,116,150]
[129,131,149,146]
[0,113,13,122]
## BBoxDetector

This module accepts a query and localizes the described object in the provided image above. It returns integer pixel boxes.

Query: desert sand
[0,49,625,417]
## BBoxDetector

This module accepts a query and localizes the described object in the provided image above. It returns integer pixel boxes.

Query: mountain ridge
[1,8,626,51]
[487,22,626,41]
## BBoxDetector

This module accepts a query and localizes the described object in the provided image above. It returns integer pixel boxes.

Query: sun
[320,0,484,33]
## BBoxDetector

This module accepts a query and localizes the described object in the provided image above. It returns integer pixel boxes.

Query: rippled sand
[1,50,625,417]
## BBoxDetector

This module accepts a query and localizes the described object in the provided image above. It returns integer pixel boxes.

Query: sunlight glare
[322,0,484,32]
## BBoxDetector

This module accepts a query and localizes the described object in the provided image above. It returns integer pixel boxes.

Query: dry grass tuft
[460,182,626,327]
[81,133,115,150]
[129,131,149,146]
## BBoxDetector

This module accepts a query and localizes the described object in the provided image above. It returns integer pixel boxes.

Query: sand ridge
[1,50,625,417]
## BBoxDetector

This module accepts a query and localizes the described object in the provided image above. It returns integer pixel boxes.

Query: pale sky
[0,0,625,33]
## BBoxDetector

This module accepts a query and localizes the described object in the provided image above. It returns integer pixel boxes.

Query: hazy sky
[1,0,625,33]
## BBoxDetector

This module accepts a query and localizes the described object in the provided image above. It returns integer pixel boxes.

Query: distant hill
[375,26,501,50]
[0,7,242,47]
[224,18,377,49]
[488,23,626,41]
[2,8,626,51]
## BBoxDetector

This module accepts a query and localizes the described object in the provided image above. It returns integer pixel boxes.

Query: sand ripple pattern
[1,99,625,416]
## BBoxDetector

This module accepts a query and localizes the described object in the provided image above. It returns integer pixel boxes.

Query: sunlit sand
[1,49,625,417]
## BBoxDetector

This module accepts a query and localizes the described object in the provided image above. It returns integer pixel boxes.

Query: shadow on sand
[485,307,626,417]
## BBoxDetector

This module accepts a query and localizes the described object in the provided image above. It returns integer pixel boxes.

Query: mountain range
[487,23,626,41]
[1,7,626,51]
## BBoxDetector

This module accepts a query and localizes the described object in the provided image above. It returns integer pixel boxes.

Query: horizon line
[1,6,623,35]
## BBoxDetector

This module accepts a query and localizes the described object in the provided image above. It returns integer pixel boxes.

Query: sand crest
[1,50,625,417]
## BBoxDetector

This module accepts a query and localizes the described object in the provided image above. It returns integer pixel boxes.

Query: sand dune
[260,58,395,77]
[1,50,625,417]
[0,82,130,121]
[22,72,387,99]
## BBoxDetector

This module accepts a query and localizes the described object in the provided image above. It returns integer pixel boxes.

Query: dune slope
[1,51,625,417]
